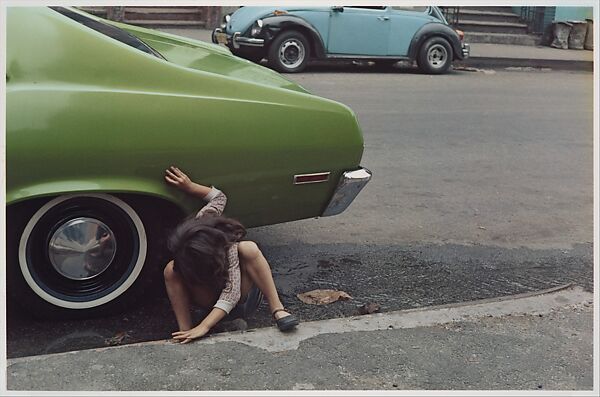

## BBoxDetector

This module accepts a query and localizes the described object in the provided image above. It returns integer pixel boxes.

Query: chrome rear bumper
[462,43,470,59]
[322,168,372,217]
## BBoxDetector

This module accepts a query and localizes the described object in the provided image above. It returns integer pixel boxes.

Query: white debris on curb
[454,66,496,74]
[505,66,553,72]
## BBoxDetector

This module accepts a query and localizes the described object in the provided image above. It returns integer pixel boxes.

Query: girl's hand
[172,325,209,344]
[165,166,213,199]
[165,166,194,194]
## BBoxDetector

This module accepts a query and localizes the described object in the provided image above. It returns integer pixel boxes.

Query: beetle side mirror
[331,6,344,12]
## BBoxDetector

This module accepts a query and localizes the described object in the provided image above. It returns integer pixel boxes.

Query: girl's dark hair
[168,216,246,291]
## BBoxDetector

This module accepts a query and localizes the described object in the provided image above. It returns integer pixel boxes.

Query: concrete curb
[177,284,594,353]
[459,56,593,71]
[8,284,592,361]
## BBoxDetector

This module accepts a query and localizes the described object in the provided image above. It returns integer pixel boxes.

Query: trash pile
[551,19,593,50]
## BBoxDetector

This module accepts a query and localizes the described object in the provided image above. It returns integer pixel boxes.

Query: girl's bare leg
[238,241,291,320]
[163,260,194,331]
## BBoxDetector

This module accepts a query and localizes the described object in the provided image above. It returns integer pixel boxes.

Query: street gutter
[8,283,591,359]
[458,57,593,71]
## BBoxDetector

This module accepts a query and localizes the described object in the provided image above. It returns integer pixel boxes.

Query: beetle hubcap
[427,44,448,68]
[279,39,305,69]
[48,217,117,280]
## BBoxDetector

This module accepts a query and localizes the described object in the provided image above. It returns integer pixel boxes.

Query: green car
[6,7,371,318]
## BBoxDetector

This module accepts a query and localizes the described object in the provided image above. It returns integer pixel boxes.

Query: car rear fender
[261,15,327,58]
[6,177,196,216]
[408,22,463,60]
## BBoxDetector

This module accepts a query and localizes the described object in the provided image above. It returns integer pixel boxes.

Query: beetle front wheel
[268,30,310,73]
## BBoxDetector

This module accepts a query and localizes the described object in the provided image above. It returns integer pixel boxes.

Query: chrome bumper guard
[322,168,372,217]
[462,43,470,59]
[211,28,223,44]
[232,32,265,49]
[212,28,265,49]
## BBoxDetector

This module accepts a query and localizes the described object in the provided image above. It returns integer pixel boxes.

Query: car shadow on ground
[307,62,420,74]
[256,59,466,75]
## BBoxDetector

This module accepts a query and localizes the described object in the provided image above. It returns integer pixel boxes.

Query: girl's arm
[165,166,212,198]
[171,307,227,344]
[165,166,227,217]
[171,245,242,344]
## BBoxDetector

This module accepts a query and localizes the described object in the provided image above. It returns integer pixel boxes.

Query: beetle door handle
[377,16,390,21]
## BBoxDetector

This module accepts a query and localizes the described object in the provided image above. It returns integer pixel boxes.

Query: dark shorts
[192,285,263,322]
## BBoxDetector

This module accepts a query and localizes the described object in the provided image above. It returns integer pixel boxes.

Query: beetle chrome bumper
[322,168,372,217]
[462,43,470,59]
[212,28,265,49]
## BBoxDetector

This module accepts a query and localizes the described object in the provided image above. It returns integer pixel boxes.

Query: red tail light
[455,29,465,41]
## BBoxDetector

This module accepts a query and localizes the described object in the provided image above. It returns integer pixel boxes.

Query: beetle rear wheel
[268,30,310,73]
[417,36,453,74]
[7,194,169,319]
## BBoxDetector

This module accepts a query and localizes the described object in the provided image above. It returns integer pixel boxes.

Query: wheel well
[294,26,317,58]
[8,194,186,232]
[270,27,319,59]
[410,33,449,59]
[117,194,186,227]
[423,34,451,47]
[115,194,186,263]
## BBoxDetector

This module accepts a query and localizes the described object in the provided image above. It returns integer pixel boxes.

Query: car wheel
[6,194,168,319]
[417,36,453,74]
[268,30,310,73]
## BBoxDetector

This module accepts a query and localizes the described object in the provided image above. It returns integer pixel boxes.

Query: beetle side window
[49,7,164,59]
[391,6,428,12]
[346,6,387,10]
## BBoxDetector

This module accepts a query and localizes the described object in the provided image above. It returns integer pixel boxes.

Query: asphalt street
[6,67,594,359]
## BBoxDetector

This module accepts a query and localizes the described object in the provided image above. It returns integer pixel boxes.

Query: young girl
[163,166,299,343]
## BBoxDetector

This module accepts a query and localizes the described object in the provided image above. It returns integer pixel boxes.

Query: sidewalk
[6,286,594,391]
[158,28,593,72]
[461,43,594,71]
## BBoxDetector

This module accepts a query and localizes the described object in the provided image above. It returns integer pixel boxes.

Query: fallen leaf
[297,289,352,305]
[358,302,381,315]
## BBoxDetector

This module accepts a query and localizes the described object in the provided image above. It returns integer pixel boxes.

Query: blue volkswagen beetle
[212,5,469,74]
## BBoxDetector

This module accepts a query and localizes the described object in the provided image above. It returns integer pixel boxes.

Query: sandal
[272,308,299,332]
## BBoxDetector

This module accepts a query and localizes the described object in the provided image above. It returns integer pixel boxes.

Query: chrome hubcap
[48,217,117,280]
[279,39,305,68]
[427,44,448,68]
